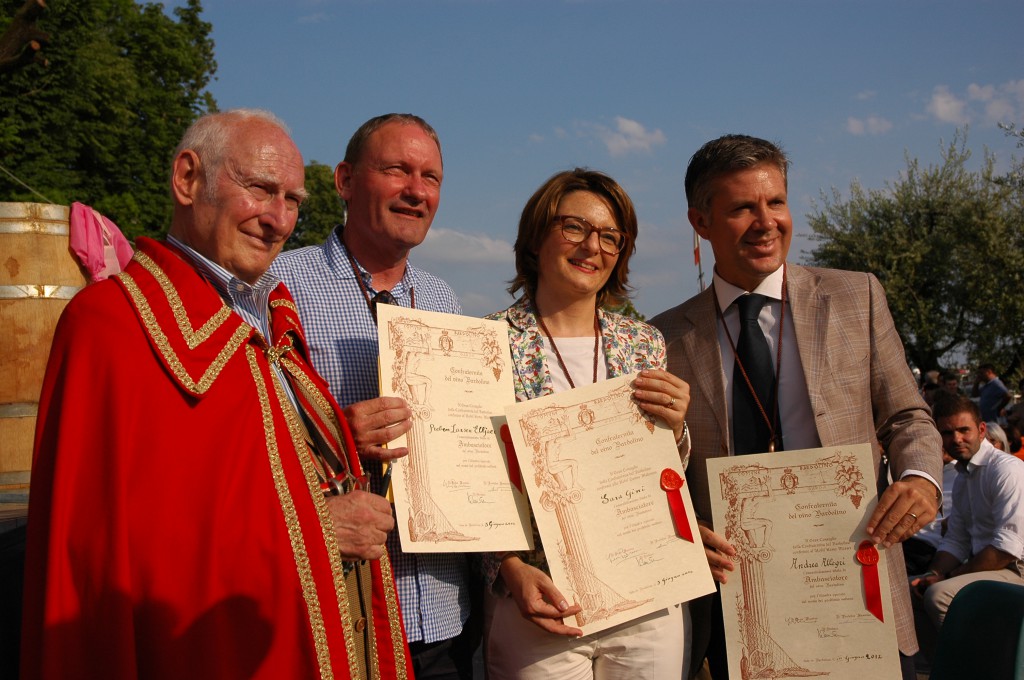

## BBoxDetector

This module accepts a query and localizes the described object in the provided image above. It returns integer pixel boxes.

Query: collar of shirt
[958,438,1000,475]
[166,235,279,341]
[712,264,785,311]
[331,228,415,302]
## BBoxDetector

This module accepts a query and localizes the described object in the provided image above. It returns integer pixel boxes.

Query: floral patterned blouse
[481,296,686,594]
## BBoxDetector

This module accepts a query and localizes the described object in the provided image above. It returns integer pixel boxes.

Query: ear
[334,161,353,201]
[978,420,988,438]
[171,150,203,207]
[688,207,710,240]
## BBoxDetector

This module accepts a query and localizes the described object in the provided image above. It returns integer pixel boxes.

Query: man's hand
[500,556,583,637]
[343,397,412,461]
[325,490,395,561]
[699,522,736,584]
[866,475,939,548]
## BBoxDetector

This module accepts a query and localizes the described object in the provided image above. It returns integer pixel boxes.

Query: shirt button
[354,617,367,632]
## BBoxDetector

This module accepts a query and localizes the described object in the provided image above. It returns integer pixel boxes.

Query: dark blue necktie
[733,294,780,454]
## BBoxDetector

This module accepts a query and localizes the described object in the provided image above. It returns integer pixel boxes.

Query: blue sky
[180,0,1024,317]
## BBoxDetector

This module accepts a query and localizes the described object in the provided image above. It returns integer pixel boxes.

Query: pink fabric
[69,202,133,282]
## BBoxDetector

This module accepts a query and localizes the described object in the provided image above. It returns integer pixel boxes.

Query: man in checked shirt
[273,113,477,679]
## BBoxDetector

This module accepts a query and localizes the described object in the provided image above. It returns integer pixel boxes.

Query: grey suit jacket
[651,263,943,661]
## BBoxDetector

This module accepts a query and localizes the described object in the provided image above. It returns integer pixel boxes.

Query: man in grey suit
[650,134,943,680]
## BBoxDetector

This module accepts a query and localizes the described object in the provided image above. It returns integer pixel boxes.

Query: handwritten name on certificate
[707,444,902,680]
[377,305,532,553]
[503,374,715,636]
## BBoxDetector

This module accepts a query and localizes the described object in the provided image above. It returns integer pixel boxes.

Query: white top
[542,335,610,393]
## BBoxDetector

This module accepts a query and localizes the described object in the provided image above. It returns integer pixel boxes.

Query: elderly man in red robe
[20,109,412,679]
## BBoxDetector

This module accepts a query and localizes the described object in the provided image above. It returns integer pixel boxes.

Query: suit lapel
[787,265,830,428]
[681,290,730,448]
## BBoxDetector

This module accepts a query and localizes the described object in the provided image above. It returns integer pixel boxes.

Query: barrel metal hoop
[0,285,82,300]
[0,403,38,418]
[0,221,71,236]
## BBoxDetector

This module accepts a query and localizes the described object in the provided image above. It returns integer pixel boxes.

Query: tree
[0,0,216,238]
[0,0,49,73]
[996,122,1024,192]
[807,129,1024,376]
[287,160,345,250]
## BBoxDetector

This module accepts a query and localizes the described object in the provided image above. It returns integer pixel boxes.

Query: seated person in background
[912,395,1024,658]
[902,451,957,576]
[940,372,961,396]
[984,421,1010,452]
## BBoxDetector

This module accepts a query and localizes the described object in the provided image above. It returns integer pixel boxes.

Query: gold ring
[907,512,918,521]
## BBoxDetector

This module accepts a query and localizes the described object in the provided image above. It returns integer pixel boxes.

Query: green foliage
[996,122,1024,192]
[0,0,216,239]
[605,298,646,321]
[287,160,345,250]
[807,129,1024,376]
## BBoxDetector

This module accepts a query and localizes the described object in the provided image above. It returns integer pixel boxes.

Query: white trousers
[485,593,690,680]
[923,567,1024,626]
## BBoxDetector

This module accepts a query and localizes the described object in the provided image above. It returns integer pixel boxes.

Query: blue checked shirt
[166,236,303,412]
[271,229,469,644]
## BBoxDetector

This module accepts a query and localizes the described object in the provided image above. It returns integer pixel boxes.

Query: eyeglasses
[553,215,627,255]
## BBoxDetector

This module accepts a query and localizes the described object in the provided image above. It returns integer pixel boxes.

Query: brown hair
[508,168,637,308]
[685,134,789,213]
[343,113,441,166]
[931,393,982,424]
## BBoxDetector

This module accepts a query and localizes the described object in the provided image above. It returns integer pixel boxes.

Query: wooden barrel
[0,203,88,501]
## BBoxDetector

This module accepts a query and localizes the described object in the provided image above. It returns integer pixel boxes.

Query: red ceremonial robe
[20,238,412,680]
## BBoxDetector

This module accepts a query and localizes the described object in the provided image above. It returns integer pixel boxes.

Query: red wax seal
[661,468,683,491]
[856,540,884,622]
[661,468,693,542]
[499,424,522,493]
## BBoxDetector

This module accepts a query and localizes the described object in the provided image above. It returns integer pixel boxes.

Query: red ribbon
[661,468,693,542]
[856,540,884,622]
[499,424,522,493]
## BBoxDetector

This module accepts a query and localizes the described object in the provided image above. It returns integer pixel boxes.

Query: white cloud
[927,86,970,124]
[967,83,996,102]
[296,12,328,24]
[1006,79,1024,103]
[589,116,667,157]
[926,80,1024,126]
[528,133,544,143]
[855,90,877,101]
[846,116,892,136]
[985,98,1015,124]
[417,228,512,264]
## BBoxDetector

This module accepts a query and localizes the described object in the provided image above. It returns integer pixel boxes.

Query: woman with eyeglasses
[482,168,692,679]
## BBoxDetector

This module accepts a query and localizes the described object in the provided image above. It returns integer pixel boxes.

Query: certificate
[377,305,532,553]
[503,374,715,636]
[707,444,901,679]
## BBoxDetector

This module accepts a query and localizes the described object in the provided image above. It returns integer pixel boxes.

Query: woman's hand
[633,369,690,443]
[499,556,583,637]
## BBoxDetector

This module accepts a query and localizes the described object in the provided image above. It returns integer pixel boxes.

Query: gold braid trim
[120,271,248,395]
[247,346,337,680]
[134,250,235,350]
[268,357,361,678]
[377,552,409,679]
[271,298,300,314]
[280,359,408,677]
[280,356,350,467]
